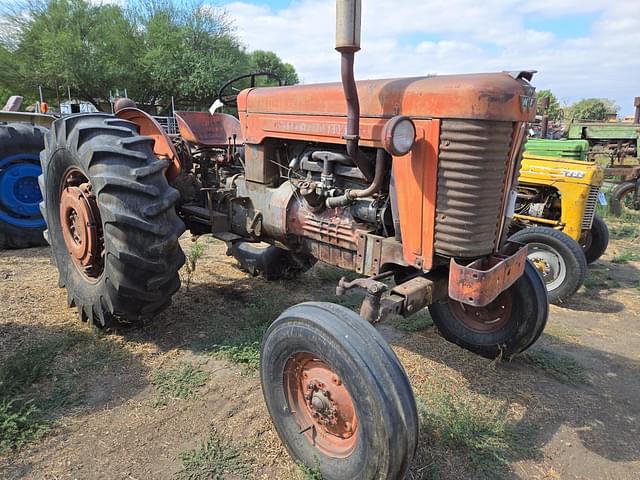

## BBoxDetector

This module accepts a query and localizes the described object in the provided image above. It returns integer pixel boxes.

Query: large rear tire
[509,226,587,304]
[0,122,48,249]
[261,302,418,480]
[429,260,548,359]
[40,114,185,327]
[610,181,640,217]
[582,214,609,264]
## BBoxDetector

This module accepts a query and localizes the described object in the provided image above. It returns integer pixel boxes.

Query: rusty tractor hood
[238,72,535,123]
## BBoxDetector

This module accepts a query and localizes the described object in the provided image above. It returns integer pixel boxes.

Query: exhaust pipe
[335,0,374,182]
[634,97,640,124]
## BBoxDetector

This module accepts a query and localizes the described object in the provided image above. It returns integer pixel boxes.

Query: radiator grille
[582,186,600,230]
[434,119,514,258]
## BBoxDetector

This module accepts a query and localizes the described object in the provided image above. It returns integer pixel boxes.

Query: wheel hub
[284,353,357,458]
[527,243,566,290]
[59,170,103,279]
[450,290,513,332]
[0,155,45,228]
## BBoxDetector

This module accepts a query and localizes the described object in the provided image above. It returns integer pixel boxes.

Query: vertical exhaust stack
[335,0,374,181]
[634,97,640,124]
[539,96,550,138]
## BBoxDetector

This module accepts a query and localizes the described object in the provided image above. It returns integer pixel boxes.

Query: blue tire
[0,122,48,248]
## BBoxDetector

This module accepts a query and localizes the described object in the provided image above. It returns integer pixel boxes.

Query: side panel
[241,113,387,148]
[392,119,440,271]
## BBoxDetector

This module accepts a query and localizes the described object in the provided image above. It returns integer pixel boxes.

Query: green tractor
[566,97,640,217]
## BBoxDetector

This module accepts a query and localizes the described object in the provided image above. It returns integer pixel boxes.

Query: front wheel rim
[449,290,514,333]
[283,352,358,458]
[527,242,567,291]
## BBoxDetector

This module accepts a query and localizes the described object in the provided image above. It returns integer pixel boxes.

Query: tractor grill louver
[434,119,514,258]
[582,186,600,230]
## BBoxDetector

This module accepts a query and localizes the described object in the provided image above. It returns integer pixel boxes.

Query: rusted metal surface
[338,51,374,182]
[539,95,550,139]
[448,241,528,307]
[284,353,358,458]
[113,98,137,113]
[238,74,536,144]
[59,169,103,280]
[116,107,181,181]
[604,165,640,180]
[175,111,242,148]
[434,119,514,258]
[449,290,513,332]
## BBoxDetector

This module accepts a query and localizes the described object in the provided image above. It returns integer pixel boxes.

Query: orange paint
[392,120,440,271]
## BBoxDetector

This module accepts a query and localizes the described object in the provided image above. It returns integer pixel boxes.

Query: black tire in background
[0,122,48,249]
[609,181,639,217]
[40,113,185,327]
[261,302,418,480]
[429,260,548,359]
[509,226,587,304]
[582,214,609,264]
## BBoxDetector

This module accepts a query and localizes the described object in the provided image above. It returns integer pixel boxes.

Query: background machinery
[0,97,52,248]
[510,141,608,303]
[566,97,640,217]
[38,1,548,478]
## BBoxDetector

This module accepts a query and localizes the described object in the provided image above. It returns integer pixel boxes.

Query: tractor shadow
[113,243,640,478]
[0,322,147,479]
[385,321,640,478]
[560,260,638,314]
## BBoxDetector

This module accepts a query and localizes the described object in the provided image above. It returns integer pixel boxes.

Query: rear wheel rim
[449,290,513,332]
[0,154,45,228]
[527,242,567,291]
[59,168,104,281]
[283,352,358,458]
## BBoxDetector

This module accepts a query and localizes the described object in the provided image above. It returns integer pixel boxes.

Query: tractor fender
[115,107,182,181]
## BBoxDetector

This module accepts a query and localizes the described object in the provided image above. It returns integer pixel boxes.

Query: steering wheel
[218,72,283,107]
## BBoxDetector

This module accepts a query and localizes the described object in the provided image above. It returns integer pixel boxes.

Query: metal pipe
[540,96,550,139]
[340,51,374,182]
[634,97,640,124]
[326,148,387,208]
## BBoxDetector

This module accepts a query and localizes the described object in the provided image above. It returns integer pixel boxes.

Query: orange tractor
[39,1,547,477]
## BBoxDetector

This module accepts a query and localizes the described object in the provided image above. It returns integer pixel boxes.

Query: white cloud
[223,0,640,115]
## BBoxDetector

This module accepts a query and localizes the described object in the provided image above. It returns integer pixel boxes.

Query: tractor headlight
[382,116,416,156]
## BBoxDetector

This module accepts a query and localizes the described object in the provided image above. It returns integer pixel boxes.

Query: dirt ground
[1,225,639,480]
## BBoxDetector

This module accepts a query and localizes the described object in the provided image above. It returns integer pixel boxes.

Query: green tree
[249,50,299,86]
[568,98,619,121]
[0,0,299,112]
[536,89,562,121]
[1,0,140,109]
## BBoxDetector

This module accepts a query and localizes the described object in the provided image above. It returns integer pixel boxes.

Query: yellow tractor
[509,142,609,303]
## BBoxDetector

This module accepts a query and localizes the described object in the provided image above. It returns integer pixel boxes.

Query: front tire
[582,214,609,264]
[429,260,548,359]
[40,114,185,327]
[509,227,587,304]
[261,302,418,480]
[0,122,48,249]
